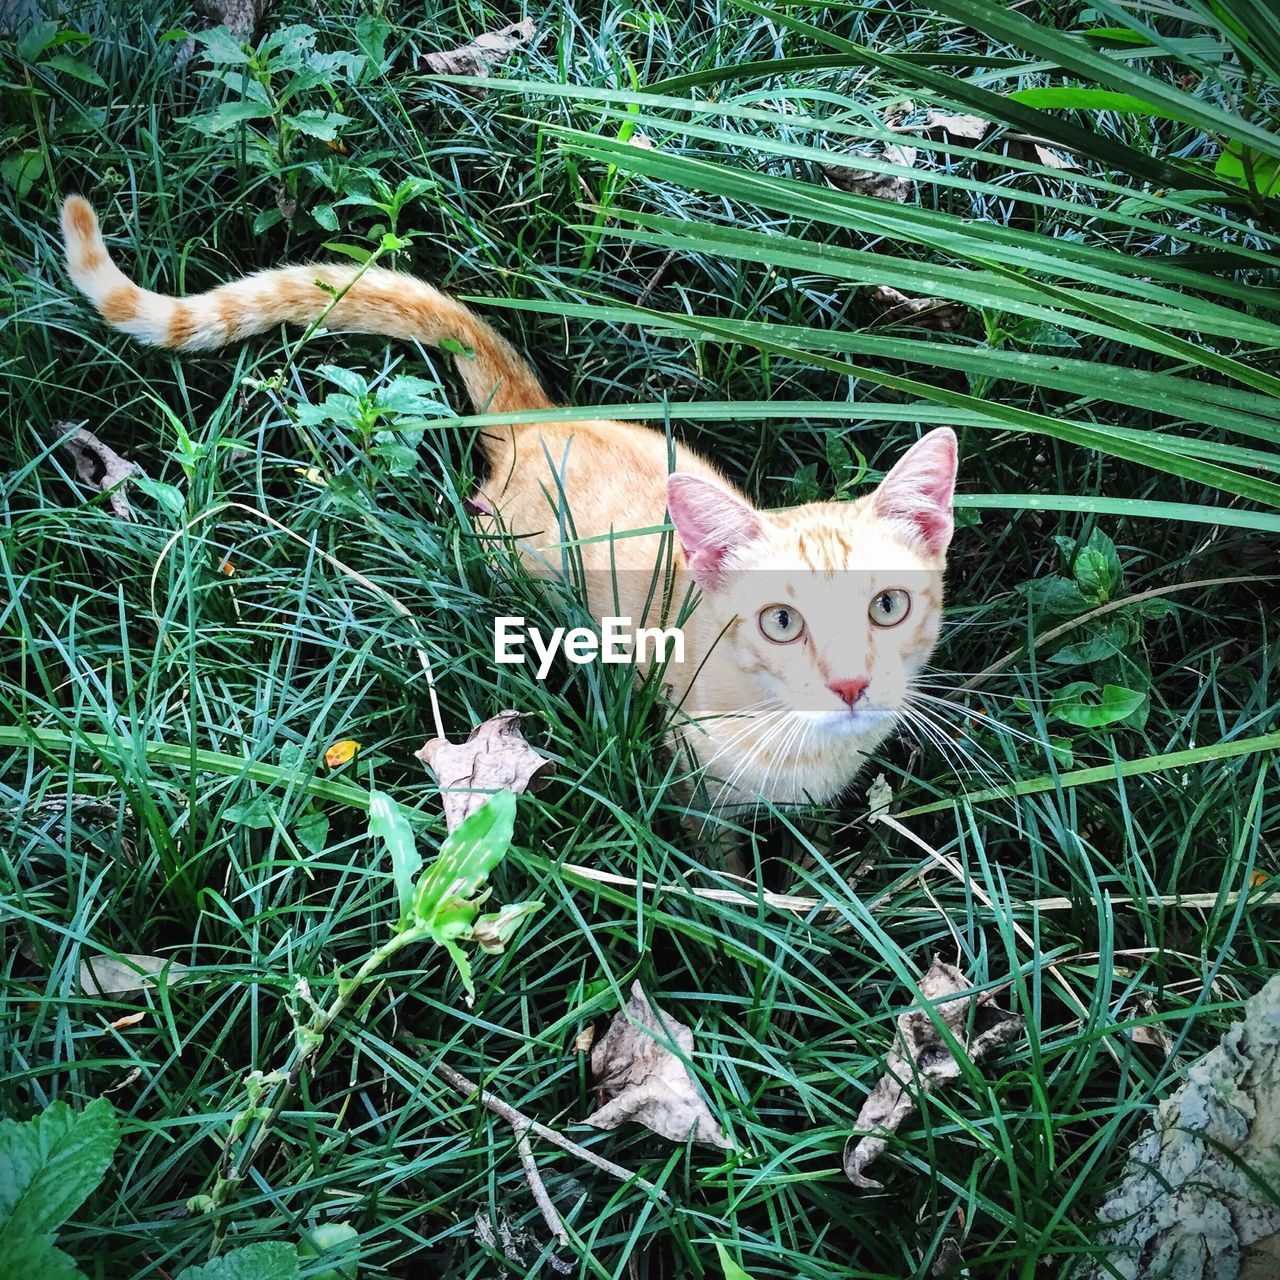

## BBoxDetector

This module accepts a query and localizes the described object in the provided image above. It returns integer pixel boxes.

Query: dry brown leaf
[822,144,918,202]
[1002,136,1080,171]
[867,284,968,332]
[923,109,990,143]
[843,958,1023,1189]
[421,18,536,94]
[79,952,190,997]
[416,710,554,832]
[104,1011,148,1032]
[47,422,142,521]
[932,1237,967,1276]
[587,981,731,1148]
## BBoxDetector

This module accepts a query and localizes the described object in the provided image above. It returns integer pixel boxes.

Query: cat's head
[667,429,956,760]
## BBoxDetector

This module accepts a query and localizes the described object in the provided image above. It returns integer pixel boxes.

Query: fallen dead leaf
[421,18,536,94]
[823,144,918,202]
[843,958,1023,1189]
[104,1011,148,1032]
[416,710,554,832]
[923,109,990,143]
[931,1236,966,1276]
[574,1025,596,1055]
[325,738,361,769]
[46,422,142,521]
[867,285,968,332]
[80,952,191,998]
[1002,135,1080,171]
[587,981,731,1148]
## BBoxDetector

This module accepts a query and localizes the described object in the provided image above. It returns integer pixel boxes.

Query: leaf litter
[416,710,554,832]
[45,422,142,521]
[843,958,1024,1189]
[420,18,536,92]
[587,981,731,1148]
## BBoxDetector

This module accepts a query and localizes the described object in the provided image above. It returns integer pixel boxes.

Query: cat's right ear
[667,474,763,589]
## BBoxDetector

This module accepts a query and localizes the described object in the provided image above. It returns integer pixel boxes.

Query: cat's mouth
[806,700,898,738]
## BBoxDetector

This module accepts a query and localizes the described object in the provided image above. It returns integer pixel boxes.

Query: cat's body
[60,196,956,813]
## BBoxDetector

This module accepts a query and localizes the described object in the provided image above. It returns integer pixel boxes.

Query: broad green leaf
[411,791,518,931]
[0,1237,83,1278]
[298,1222,358,1279]
[368,788,421,927]
[42,53,106,88]
[224,792,276,830]
[196,25,251,65]
[173,1242,300,1280]
[312,203,338,231]
[0,150,46,201]
[286,109,351,142]
[187,101,274,135]
[0,1098,119,1246]
[316,365,368,399]
[1072,528,1123,603]
[18,19,59,60]
[1048,682,1147,728]
[294,809,329,855]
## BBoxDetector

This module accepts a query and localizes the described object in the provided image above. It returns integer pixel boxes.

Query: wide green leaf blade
[173,1242,300,1280]
[0,1098,120,1246]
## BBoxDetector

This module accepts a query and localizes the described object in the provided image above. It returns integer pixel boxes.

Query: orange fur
[59,196,958,813]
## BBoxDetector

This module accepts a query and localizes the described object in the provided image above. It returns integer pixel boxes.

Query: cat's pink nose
[829,678,868,708]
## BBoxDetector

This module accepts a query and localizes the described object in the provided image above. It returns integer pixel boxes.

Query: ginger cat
[61,196,957,814]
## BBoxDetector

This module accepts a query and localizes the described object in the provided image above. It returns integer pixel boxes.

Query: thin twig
[431,1061,669,1202]
[149,499,446,740]
[515,1130,568,1245]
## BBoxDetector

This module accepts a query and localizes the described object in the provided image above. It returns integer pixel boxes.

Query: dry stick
[432,1062,669,1203]
[515,1131,568,1245]
[149,499,446,741]
[962,574,1275,692]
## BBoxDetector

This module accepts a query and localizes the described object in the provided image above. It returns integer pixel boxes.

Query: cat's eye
[758,604,806,644]
[869,589,911,627]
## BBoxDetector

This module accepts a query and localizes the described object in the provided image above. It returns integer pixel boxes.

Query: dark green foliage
[2,2,1278,1278]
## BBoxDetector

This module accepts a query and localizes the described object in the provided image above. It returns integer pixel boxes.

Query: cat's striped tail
[59,196,553,416]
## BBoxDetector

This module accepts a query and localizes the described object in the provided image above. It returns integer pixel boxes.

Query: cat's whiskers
[909,688,1047,750]
[900,697,1013,792]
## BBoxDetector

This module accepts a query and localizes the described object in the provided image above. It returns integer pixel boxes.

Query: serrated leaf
[377,375,443,415]
[368,789,421,927]
[316,366,367,399]
[173,1242,300,1280]
[0,1236,84,1278]
[0,1097,120,1246]
[286,109,351,142]
[188,101,274,135]
[410,791,517,931]
[196,25,251,65]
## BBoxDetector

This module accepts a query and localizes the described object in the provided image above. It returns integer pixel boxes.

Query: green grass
[2,1,1279,1277]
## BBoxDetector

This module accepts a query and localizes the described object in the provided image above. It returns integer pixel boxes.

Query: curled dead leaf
[421,18,536,94]
[867,285,968,332]
[46,422,142,521]
[416,710,554,832]
[822,144,918,202]
[843,958,1024,1190]
[587,981,731,1148]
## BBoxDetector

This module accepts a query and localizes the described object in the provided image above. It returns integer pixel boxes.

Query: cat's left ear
[667,473,764,589]
[873,428,957,556]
